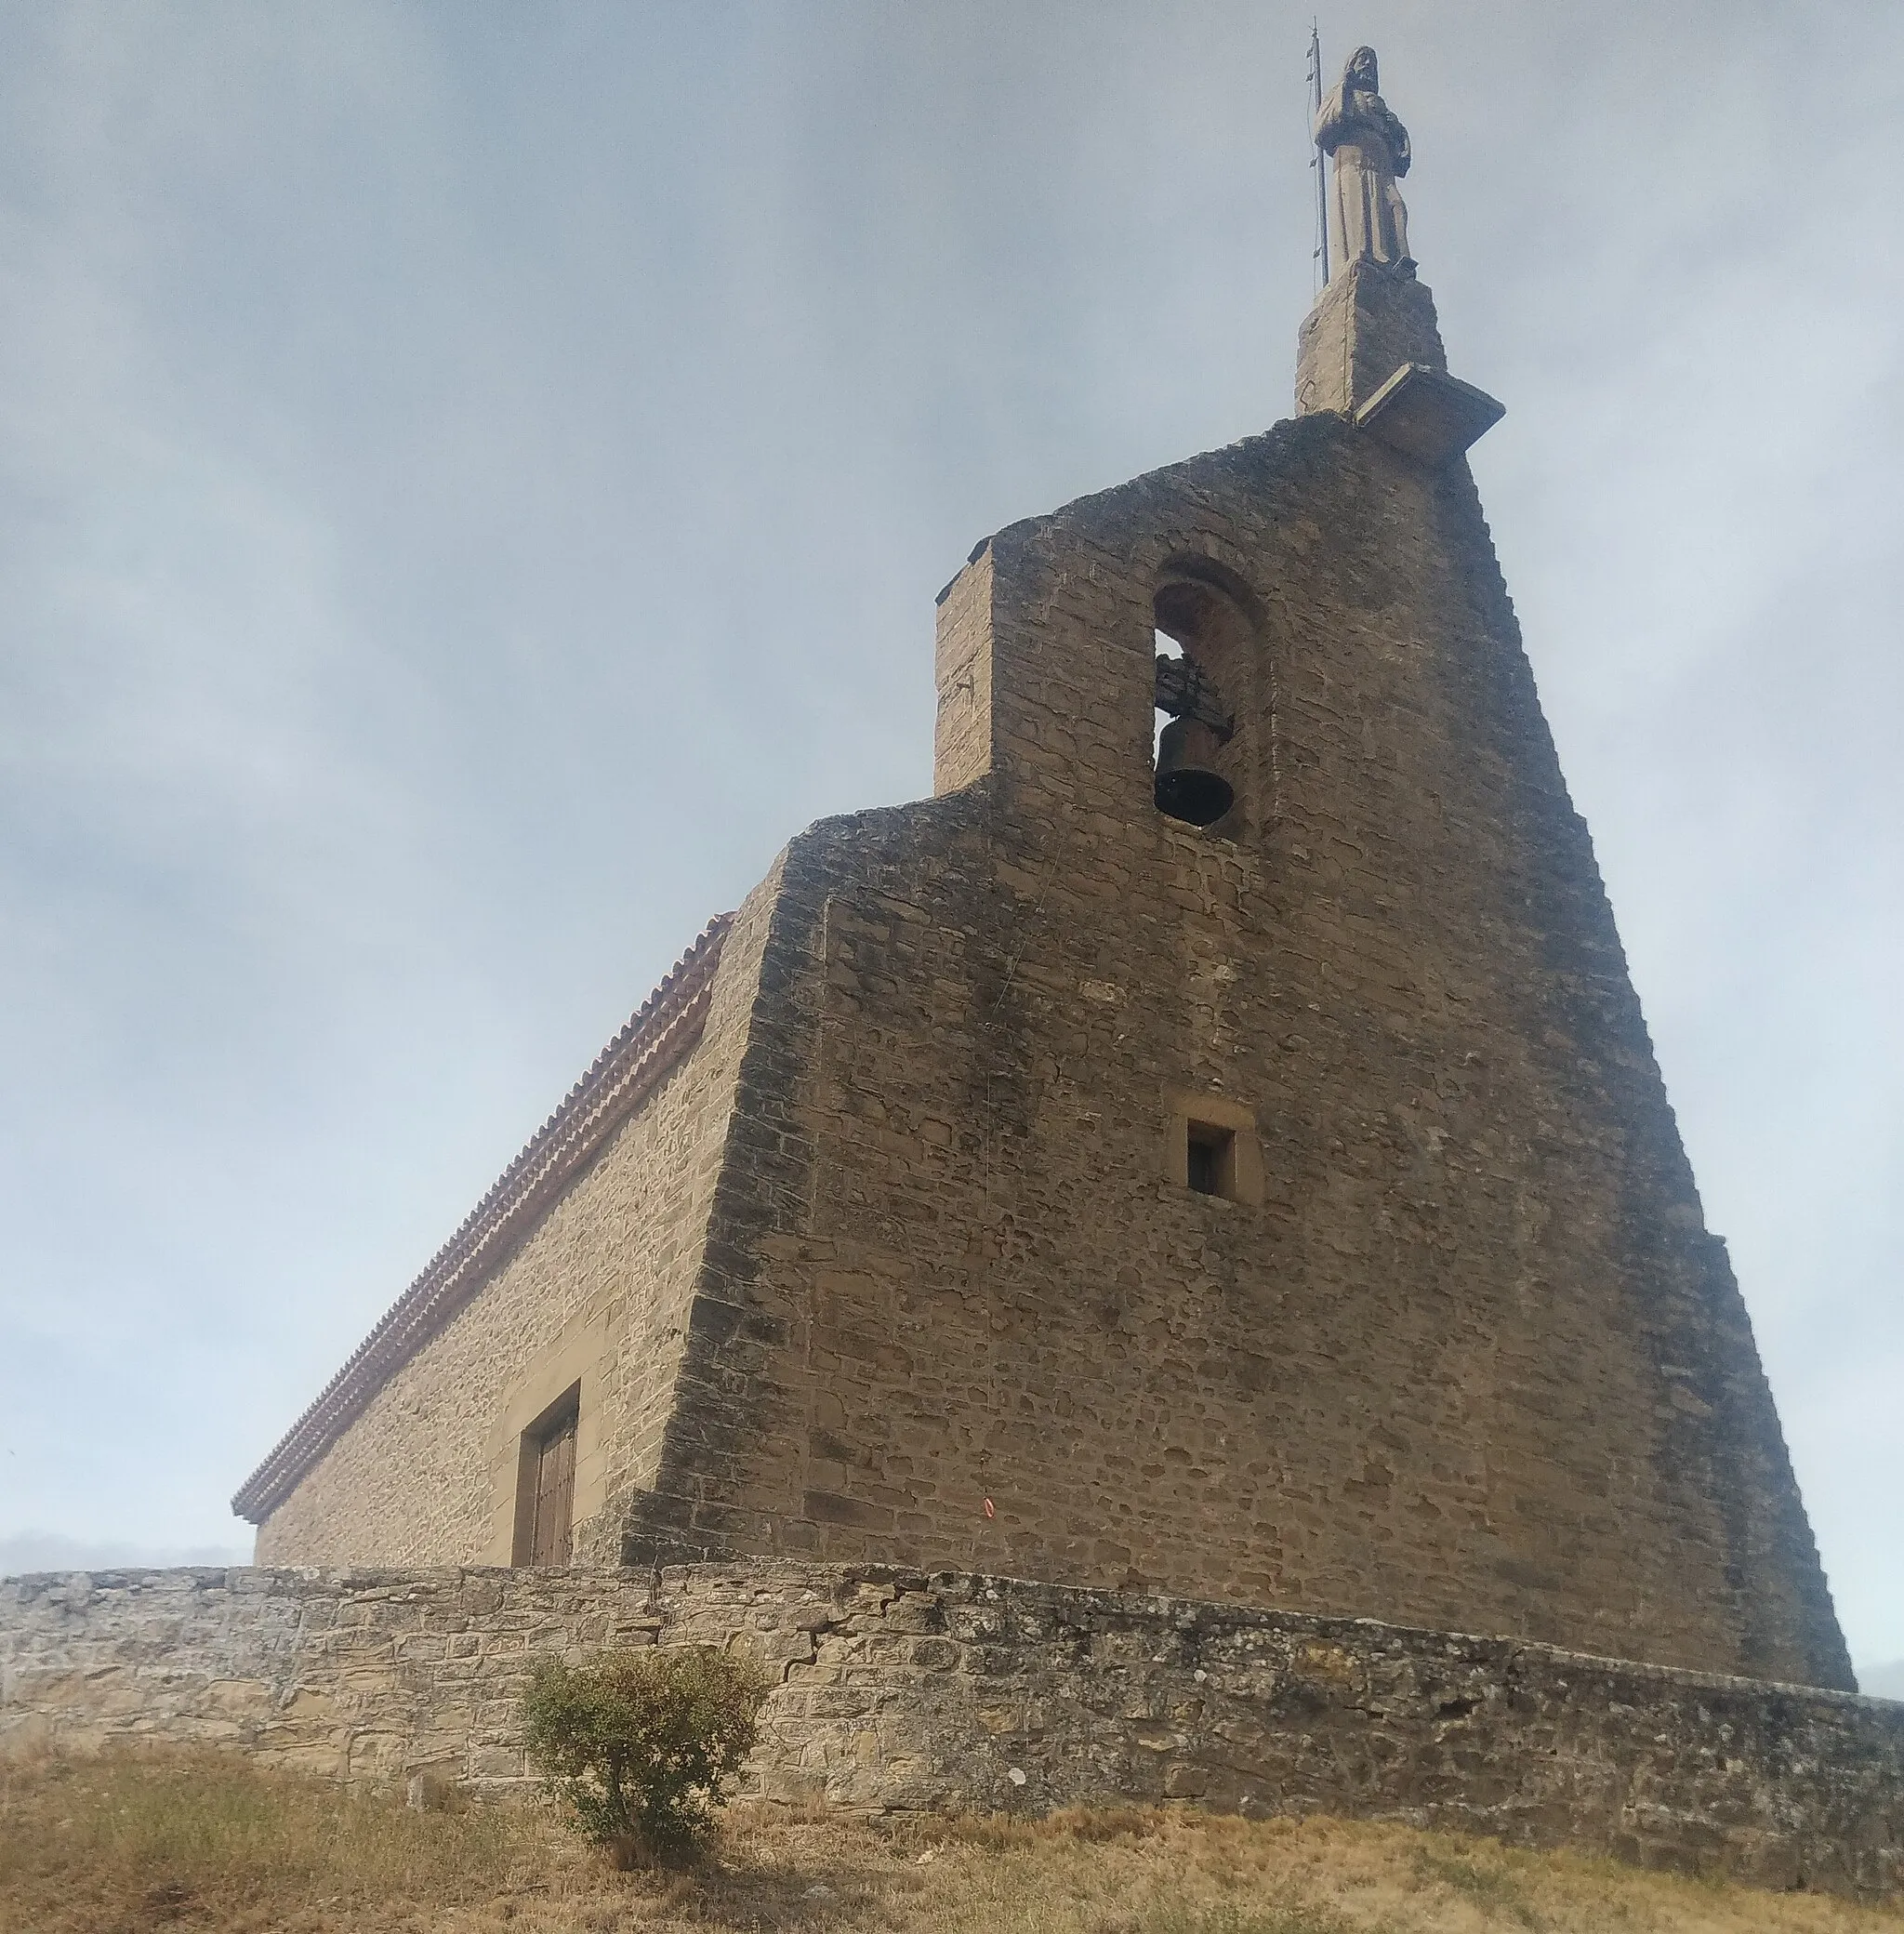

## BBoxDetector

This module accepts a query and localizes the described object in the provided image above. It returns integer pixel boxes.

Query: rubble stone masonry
[242,311,1851,1701]
[2,1564,1898,1901]
[252,883,783,1570]
[617,410,1851,1692]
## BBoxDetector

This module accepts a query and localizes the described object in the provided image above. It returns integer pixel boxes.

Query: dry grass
[1,1748,1898,1934]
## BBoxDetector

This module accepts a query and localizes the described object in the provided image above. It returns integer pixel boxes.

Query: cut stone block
[1355,361,1505,466]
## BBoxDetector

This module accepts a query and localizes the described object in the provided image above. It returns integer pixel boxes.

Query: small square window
[1164,1091,1262,1205]
[1185,1122,1236,1199]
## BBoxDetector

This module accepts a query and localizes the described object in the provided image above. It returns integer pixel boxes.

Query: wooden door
[528,1409,577,1566]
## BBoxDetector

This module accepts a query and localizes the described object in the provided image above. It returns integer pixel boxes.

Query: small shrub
[520,1643,770,1865]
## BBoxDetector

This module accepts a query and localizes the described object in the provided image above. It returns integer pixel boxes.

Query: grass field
[1,1748,1897,1934]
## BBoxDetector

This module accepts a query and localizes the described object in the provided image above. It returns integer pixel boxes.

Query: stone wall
[2,1563,1898,1901]
[624,399,1851,1693]
[244,298,1850,1697]
[253,872,784,1570]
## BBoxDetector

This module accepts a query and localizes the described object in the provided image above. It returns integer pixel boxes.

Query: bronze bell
[1154,717,1235,827]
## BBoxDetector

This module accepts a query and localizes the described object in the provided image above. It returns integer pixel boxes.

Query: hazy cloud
[2,2,1897,1665]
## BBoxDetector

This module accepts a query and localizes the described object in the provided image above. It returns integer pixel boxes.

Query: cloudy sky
[1,4,1897,1685]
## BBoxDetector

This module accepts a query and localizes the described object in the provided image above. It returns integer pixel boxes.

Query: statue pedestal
[1295,258,1501,465]
[1295,258,1447,417]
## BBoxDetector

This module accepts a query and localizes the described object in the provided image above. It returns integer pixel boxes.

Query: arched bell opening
[1151,576,1254,834]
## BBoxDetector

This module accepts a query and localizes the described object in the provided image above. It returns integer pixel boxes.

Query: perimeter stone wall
[2,1563,1898,1902]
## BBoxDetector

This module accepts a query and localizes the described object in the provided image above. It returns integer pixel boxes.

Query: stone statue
[1315,46,1414,276]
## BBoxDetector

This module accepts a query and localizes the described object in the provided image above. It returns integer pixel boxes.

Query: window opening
[1152,588,1238,829]
[1185,1121,1237,1199]
[1153,629,1183,762]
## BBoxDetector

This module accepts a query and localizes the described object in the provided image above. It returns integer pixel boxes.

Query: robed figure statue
[1315,46,1414,276]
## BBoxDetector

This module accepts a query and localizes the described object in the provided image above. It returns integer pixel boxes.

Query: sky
[0,3,1897,1685]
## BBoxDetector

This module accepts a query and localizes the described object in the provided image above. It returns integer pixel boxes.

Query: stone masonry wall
[255,869,785,1569]
[617,406,1851,1693]
[244,363,1847,1702]
[2,1563,1898,1902]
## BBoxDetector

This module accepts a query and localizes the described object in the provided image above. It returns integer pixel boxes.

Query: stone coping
[3,1559,1896,1713]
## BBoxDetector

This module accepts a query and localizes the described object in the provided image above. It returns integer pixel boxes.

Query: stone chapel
[234,51,1854,1695]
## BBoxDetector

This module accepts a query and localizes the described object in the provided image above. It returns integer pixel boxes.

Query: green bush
[520,1644,770,1864]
